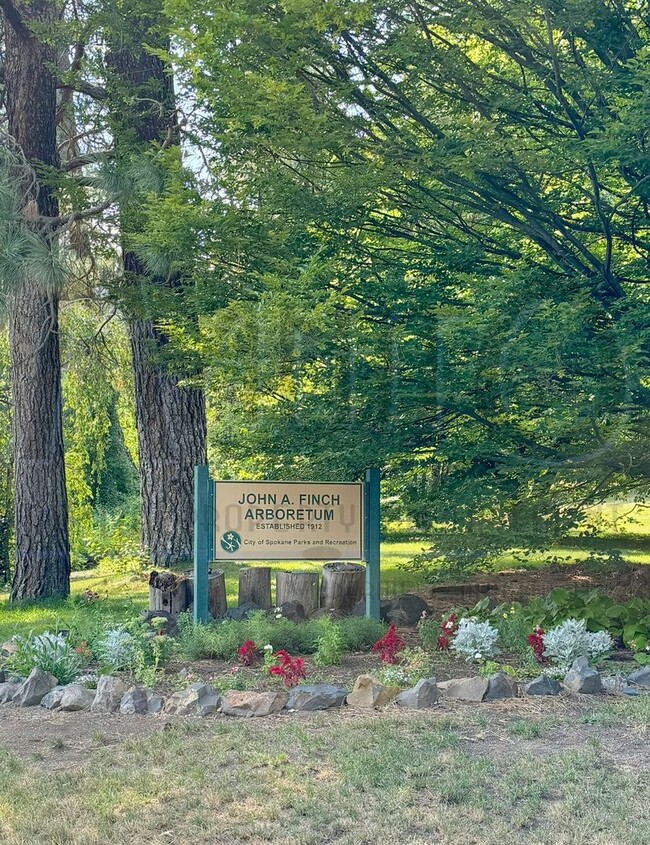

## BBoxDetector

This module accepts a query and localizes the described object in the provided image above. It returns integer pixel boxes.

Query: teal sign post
[193,467,381,623]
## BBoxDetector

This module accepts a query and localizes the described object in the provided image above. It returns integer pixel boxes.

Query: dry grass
[0,696,648,845]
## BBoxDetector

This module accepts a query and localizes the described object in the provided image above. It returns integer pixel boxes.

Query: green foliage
[176,612,386,662]
[5,633,82,684]
[165,0,650,580]
[417,615,442,651]
[376,647,433,688]
[313,616,345,666]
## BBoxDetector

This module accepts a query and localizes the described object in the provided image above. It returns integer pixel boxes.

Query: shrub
[313,616,345,666]
[93,626,138,672]
[450,618,499,662]
[336,617,386,652]
[542,619,612,673]
[6,633,82,684]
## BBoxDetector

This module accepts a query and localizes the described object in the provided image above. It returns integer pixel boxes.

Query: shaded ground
[418,561,650,620]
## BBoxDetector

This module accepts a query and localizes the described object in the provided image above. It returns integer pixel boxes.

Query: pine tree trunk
[130,317,206,566]
[107,6,207,567]
[4,0,70,599]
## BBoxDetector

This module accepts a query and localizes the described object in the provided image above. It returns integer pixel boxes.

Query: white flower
[474,652,482,660]
[264,644,273,652]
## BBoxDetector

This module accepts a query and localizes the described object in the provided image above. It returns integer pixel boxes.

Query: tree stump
[275,571,319,618]
[186,569,227,619]
[149,570,190,616]
[238,566,272,610]
[320,562,365,615]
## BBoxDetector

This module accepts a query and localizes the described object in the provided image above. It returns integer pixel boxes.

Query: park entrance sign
[193,467,380,622]
[215,481,363,561]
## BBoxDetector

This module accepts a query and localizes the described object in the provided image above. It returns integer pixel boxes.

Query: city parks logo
[220,531,241,553]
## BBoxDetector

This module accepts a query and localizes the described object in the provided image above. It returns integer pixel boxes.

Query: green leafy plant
[376,647,432,688]
[313,616,345,666]
[6,633,82,684]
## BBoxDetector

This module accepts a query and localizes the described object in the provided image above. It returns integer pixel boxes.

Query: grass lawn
[1,696,648,845]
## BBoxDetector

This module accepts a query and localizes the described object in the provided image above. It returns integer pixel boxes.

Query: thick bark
[130,317,206,565]
[4,0,70,599]
[107,7,207,566]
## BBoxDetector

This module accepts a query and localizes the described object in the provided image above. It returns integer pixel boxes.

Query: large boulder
[286,684,348,711]
[386,594,431,627]
[347,674,400,709]
[352,598,391,622]
[563,657,603,695]
[523,675,561,696]
[628,666,650,689]
[91,676,126,714]
[12,668,58,707]
[396,678,439,709]
[120,686,149,715]
[0,682,21,704]
[41,686,66,711]
[164,683,220,717]
[484,672,518,701]
[279,601,306,623]
[223,601,262,622]
[438,676,489,702]
[221,690,288,717]
[59,684,96,712]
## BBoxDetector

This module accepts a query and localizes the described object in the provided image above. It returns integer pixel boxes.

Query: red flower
[237,640,259,666]
[527,627,546,664]
[436,612,459,651]
[372,624,405,664]
[268,650,306,687]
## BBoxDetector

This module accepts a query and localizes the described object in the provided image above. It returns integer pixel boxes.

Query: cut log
[320,562,365,615]
[238,567,272,610]
[148,570,190,616]
[186,569,227,619]
[275,571,319,618]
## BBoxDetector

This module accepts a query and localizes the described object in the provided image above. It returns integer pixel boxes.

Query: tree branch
[56,81,107,101]
[0,0,32,40]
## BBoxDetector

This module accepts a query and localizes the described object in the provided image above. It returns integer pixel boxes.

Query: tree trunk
[320,563,365,615]
[130,318,206,566]
[276,571,320,617]
[184,569,227,619]
[106,5,207,567]
[4,0,70,599]
[238,566,272,609]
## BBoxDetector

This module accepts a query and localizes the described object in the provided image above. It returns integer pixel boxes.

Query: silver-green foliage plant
[7,633,82,684]
[94,626,138,672]
[542,619,612,673]
[450,618,500,662]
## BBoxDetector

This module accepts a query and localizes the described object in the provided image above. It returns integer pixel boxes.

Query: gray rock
[286,684,348,711]
[147,691,165,715]
[484,672,518,701]
[164,683,220,717]
[223,601,262,622]
[346,674,400,709]
[523,675,561,696]
[0,682,21,704]
[59,684,95,712]
[563,657,603,695]
[91,676,126,714]
[279,601,306,623]
[41,686,66,710]
[352,598,391,622]
[437,676,489,702]
[1,640,17,658]
[387,594,431,626]
[601,675,641,697]
[119,686,149,715]
[628,666,650,688]
[221,690,288,717]
[396,678,439,709]
[0,669,5,684]
[12,668,58,707]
